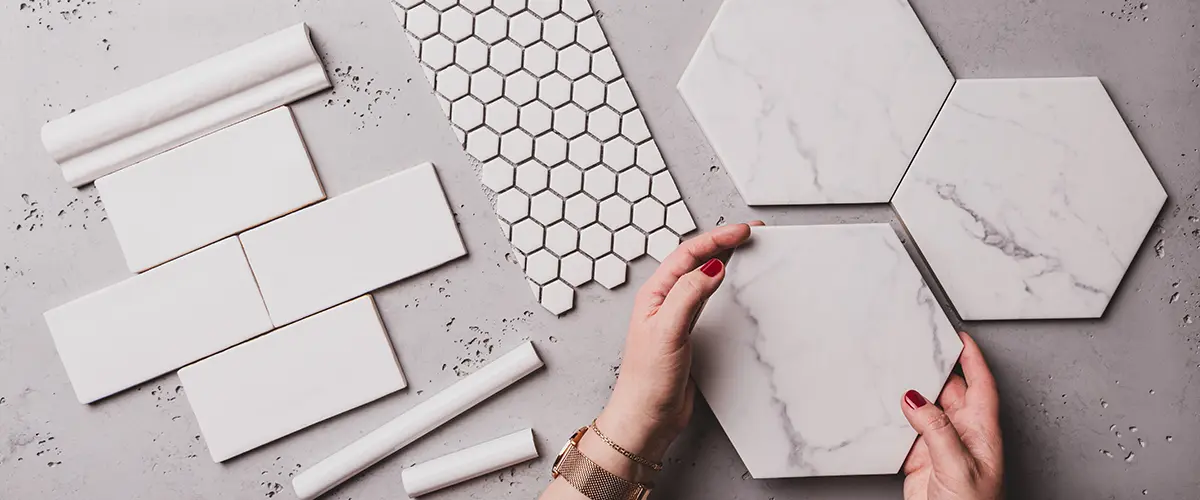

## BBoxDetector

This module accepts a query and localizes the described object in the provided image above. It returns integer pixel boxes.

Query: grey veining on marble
[692,224,962,478]
[892,77,1166,320]
[677,0,953,205]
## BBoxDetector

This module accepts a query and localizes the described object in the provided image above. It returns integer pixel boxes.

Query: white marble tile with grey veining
[677,0,953,205]
[892,77,1167,320]
[692,224,962,478]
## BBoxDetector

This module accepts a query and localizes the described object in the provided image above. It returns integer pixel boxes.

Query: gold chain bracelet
[589,419,664,471]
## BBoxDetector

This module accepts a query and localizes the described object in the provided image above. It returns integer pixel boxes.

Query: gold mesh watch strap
[555,442,651,500]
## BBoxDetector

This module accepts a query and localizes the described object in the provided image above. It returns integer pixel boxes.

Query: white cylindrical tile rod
[401,429,538,498]
[292,341,544,500]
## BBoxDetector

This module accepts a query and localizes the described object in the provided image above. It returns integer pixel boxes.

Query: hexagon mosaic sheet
[391,0,697,315]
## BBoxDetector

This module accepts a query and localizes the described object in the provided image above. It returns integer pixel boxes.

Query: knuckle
[924,412,953,432]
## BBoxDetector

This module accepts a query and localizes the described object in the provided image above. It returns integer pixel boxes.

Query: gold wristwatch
[551,425,654,500]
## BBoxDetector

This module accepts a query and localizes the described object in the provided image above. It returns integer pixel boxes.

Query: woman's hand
[900,332,1004,500]
[596,222,758,462]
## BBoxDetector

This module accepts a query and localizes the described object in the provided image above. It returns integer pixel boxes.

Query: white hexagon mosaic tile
[392,0,697,314]
[677,0,953,206]
[892,77,1166,320]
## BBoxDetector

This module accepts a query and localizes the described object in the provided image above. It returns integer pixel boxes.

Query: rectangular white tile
[42,23,331,187]
[239,162,466,325]
[43,237,274,404]
[178,295,405,462]
[96,107,325,273]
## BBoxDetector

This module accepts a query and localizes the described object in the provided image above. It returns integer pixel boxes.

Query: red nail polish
[904,390,927,409]
[700,258,723,277]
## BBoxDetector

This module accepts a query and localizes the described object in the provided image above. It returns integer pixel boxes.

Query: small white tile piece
[96,107,324,273]
[650,171,682,204]
[583,167,616,198]
[472,8,506,42]
[677,0,953,205]
[538,74,573,108]
[461,0,493,14]
[573,76,606,110]
[543,14,577,49]
[450,97,485,130]
[530,191,566,224]
[602,137,635,171]
[510,219,546,253]
[43,24,331,188]
[590,47,621,82]
[617,169,651,201]
[892,77,1167,320]
[515,160,550,193]
[240,163,466,326]
[606,79,635,112]
[534,133,568,165]
[578,224,612,258]
[545,222,579,255]
[575,16,606,50]
[587,107,621,140]
[621,109,650,144]
[496,189,531,222]
[539,280,575,315]
[646,228,679,262]
[593,254,627,289]
[553,104,587,138]
[467,126,502,161]
[548,163,584,196]
[481,158,517,192]
[559,252,593,286]
[691,225,962,478]
[501,129,535,163]
[635,141,666,174]
[632,198,666,232]
[44,237,272,404]
[524,42,558,77]
[564,194,598,227]
[408,5,441,39]
[505,71,539,104]
[519,101,554,135]
[441,6,475,41]
[495,0,526,15]
[561,0,593,21]
[529,0,561,17]
[558,45,591,80]
[612,227,647,260]
[456,38,490,72]
[485,99,520,132]
[525,250,559,285]
[401,429,539,497]
[179,296,405,462]
[436,66,470,100]
[568,136,602,167]
[598,197,632,230]
[666,202,697,234]
[423,36,455,69]
[510,11,543,46]
[471,69,505,103]
[491,42,525,75]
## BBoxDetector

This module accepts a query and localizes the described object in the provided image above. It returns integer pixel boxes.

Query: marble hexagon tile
[691,224,963,478]
[892,77,1166,320]
[391,0,697,315]
[677,0,953,205]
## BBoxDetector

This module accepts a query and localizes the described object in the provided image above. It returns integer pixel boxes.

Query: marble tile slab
[677,0,953,205]
[96,107,325,273]
[892,78,1167,320]
[391,0,697,314]
[692,224,962,478]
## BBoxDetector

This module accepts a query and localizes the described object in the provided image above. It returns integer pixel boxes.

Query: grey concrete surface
[1,0,1197,498]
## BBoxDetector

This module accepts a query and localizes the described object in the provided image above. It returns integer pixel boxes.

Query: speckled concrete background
[1,0,1197,498]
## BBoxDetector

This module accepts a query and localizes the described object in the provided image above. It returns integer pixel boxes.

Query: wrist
[594,407,677,464]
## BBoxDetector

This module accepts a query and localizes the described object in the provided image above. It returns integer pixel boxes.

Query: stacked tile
[391,0,699,315]
[43,24,471,464]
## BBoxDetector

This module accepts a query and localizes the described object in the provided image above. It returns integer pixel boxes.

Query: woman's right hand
[900,331,1004,500]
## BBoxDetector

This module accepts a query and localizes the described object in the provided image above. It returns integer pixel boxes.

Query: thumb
[656,258,725,342]
[902,390,973,476]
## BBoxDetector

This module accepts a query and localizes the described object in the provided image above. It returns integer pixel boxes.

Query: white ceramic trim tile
[692,224,962,477]
[42,24,331,188]
[179,296,405,462]
[96,107,325,273]
[401,429,539,497]
[291,341,544,500]
[239,162,466,326]
[392,0,697,315]
[892,77,1167,320]
[677,0,953,205]
[43,237,273,404]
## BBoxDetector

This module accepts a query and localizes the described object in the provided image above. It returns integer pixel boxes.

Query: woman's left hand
[596,222,759,461]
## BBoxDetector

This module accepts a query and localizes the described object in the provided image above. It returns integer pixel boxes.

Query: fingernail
[700,258,722,277]
[904,390,927,410]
